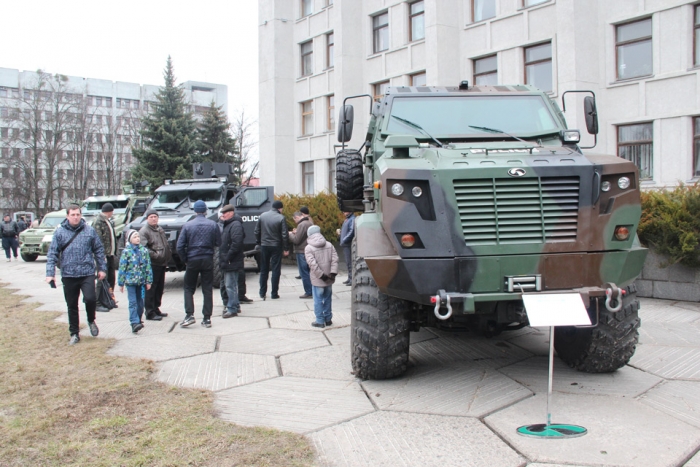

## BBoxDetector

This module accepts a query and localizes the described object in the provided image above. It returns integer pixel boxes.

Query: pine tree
[131,57,197,188]
[196,101,238,176]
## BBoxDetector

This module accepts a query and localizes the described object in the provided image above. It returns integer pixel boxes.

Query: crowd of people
[42,200,356,345]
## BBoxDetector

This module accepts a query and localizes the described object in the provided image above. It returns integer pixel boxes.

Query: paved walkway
[2,259,700,467]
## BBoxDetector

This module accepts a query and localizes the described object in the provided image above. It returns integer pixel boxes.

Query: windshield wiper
[391,115,448,148]
[468,125,542,148]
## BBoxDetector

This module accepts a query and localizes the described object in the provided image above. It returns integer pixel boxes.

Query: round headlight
[411,186,423,197]
[618,177,631,190]
[391,183,404,196]
[601,181,611,192]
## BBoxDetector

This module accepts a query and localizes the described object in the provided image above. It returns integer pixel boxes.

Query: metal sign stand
[517,293,590,439]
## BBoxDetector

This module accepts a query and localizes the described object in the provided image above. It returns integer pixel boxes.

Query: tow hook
[604,282,625,312]
[432,290,453,320]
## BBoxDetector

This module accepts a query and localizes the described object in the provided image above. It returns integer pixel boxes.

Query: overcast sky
[1,0,259,144]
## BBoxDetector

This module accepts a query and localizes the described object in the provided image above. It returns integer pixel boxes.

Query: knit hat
[193,200,207,213]
[145,209,158,218]
[126,229,139,244]
[101,203,114,213]
[220,204,234,213]
[300,206,310,215]
[272,200,283,210]
[307,225,321,236]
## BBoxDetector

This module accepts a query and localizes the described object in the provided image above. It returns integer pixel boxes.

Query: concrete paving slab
[95,318,175,340]
[507,328,550,356]
[638,321,700,347]
[280,345,355,381]
[156,352,278,391]
[325,326,350,347]
[270,309,351,330]
[640,300,700,324]
[485,393,700,467]
[685,451,700,467]
[639,380,700,429]
[219,328,329,356]
[630,345,700,380]
[363,364,532,418]
[500,357,662,397]
[170,315,269,336]
[311,411,525,467]
[227,300,312,318]
[409,333,533,370]
[410,327,439,344]
[214,376,374,433]
[107,333,216,361]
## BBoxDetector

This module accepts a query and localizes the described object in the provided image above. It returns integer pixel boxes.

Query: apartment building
[258,0,700,194]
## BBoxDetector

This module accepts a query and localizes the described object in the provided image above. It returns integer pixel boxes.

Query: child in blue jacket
[118,230,153,333]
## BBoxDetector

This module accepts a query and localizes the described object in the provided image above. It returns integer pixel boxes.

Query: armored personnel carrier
[336,83,647,380]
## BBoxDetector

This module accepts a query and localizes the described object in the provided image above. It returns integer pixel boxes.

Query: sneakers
[69,334,80,345]
[89,321,99,337]
[131,322,144,333]
[325,320,333,326]
[180,314,195,327]
[222,310,238,318]
[146,313,163,321]
[239,296,254,304]
[343,280,352,286]
[299,294,312,299]
[201,318,212,328]
[311,322,326,328]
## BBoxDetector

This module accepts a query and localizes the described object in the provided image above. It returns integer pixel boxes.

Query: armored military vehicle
[18,210,66,261]
[336,83,647,380]
[126,162,273,286]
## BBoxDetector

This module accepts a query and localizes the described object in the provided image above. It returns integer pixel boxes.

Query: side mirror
[584,96,598,135]
[337,105,354,143]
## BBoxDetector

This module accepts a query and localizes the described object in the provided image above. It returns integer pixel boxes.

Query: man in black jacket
[219,204,245,318]
[254,200,289,299]
[1,214,20,261]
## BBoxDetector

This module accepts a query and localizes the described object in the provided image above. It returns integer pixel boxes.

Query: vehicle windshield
[82,200,129,213]
[151,188,222,209]
[40,217,64,228]
[385,95,560,138]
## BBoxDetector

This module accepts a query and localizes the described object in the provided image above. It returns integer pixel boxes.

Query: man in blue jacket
[177,200,221,328]
[45,205,107,345]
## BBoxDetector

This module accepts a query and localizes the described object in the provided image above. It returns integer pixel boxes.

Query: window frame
[301,0,313,18]
[409,1,425,42]
[328,158,336,194]
[472,0,496,22]
[301,100,314,136]
[411,72,427,86]
[302,161,315,194]
[523,42,553,93]
[373,80,390,101]
[522,0,549,7]
[615,18,652,81]
[617,122,653,180]
[696,6,700,67]
[473,54,498,85]
[326,32,334,69]
[300,40,314,77]
[373,12,389,54]
[694,117,700,177]
[327,94,335,131]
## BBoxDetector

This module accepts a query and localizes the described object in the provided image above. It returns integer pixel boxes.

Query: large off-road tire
[554,284,640,373]
[351,246,411,380]
[336,149,364,211]
[212,247,222,289]
[21,252,38,262]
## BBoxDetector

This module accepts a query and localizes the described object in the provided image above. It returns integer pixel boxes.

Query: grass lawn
[0,286,317,467]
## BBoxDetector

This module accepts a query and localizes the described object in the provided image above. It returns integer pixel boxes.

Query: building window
[409,1,425,42]
[327,95,335,131]
[301,0,313,18]
[328,159,336,194]
[411,72,427,86]
[524,42,552,93]
[301,100,313,136]
[696,6,700,66]
[474,55,498,85]
[373,12,389,53]
[473,0,495,22]
[694,118,700,176]
[523,0,548,6]
[373,81,390,101]
[0,88,6,98]
[616,18,652,80]
[302,161,315,194]
[618,123,653,180]
[301,41,313,77]
[327,32,334,68]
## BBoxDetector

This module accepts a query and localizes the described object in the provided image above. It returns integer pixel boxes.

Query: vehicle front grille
[454,176,580,245]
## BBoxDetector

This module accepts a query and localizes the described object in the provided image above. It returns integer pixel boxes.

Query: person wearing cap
[254,200,289,299]
[176,200,221,328]
[305,224,338,328]
[1,214,20,261]
[139,209,172,321]
[93,203,117,297]
[219,204,245,317]
[118,230,153,333]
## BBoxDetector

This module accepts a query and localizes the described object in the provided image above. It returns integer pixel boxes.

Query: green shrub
[276,192,346,242]
[639,184,700,267]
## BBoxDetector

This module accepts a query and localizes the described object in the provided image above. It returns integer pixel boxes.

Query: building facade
[259,0,700,194]
[0,67,227,214]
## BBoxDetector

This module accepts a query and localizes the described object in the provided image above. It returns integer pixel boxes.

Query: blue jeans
[259,246,283,297]
[342,245,352,280]
[127,285,145,325]
[296,253,312,295]
[312,285,333,324]
[224,270,240,314]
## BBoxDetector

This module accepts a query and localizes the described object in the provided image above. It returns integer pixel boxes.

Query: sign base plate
[517,423,587,439]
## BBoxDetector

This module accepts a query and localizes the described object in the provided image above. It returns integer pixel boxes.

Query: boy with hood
[304,225,338,328]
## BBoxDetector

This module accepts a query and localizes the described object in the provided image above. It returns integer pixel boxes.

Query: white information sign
[522,293,591,327]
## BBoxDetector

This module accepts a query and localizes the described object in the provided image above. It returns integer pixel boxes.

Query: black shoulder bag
[56,226,84,270]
